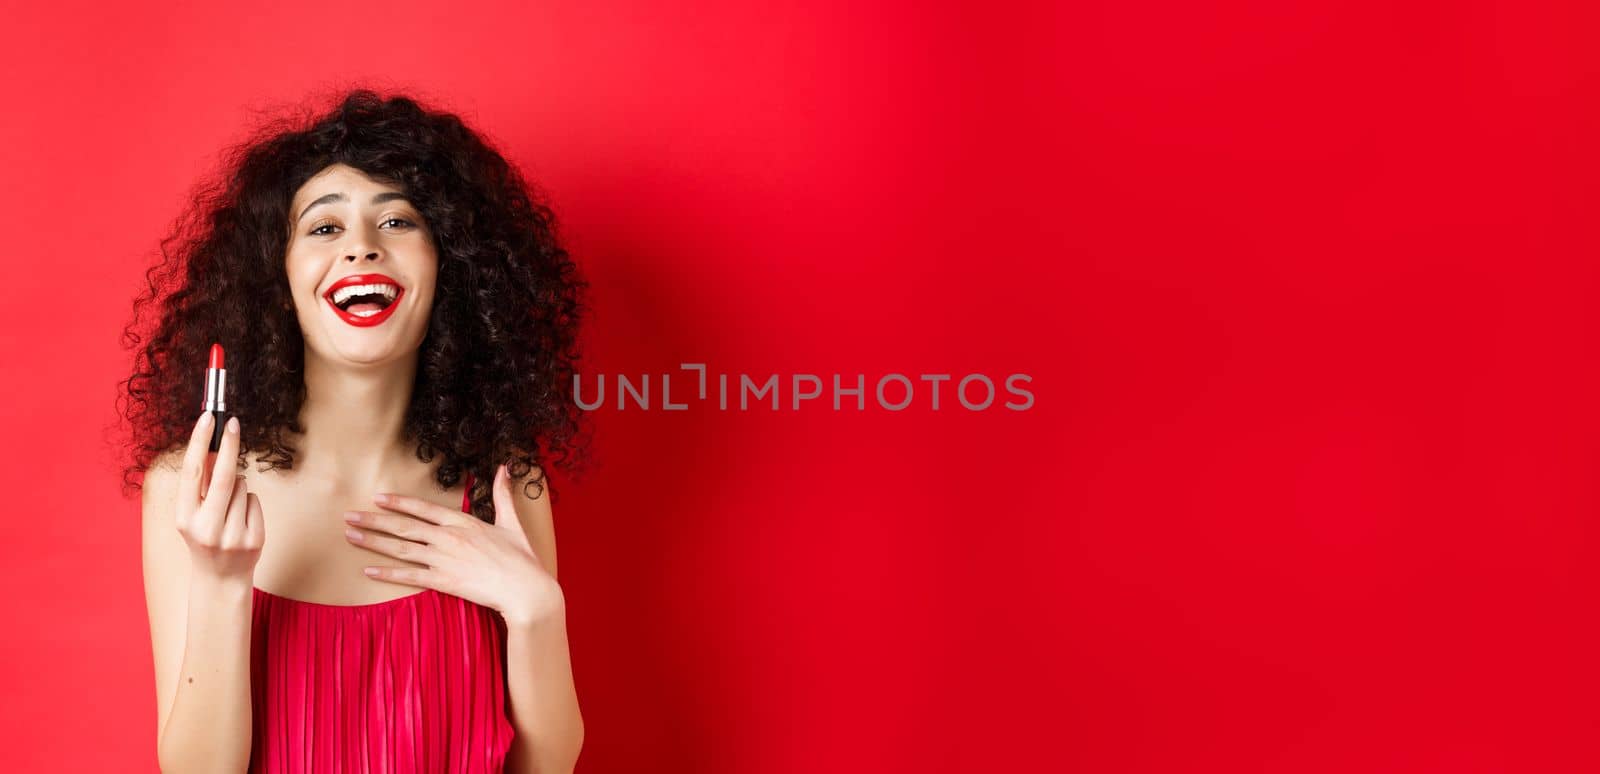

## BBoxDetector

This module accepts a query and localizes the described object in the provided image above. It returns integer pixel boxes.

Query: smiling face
[285,163,438,366]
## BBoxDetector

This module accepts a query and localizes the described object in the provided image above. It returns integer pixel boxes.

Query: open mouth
[323,274,406,327]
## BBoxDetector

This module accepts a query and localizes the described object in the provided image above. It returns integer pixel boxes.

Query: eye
[307,217,416,236]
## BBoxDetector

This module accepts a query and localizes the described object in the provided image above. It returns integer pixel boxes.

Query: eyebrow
[297,191,412,223]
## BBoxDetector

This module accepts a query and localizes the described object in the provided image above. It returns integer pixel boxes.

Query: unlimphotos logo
[574,364,1034,411]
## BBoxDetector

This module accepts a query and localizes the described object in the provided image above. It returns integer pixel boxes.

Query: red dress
[248,473,515,772]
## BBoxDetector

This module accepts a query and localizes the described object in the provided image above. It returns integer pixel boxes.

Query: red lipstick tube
[203,343,227,452]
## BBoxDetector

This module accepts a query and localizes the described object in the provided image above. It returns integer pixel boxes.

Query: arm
[504,608,583,773]
[143,415,262,773]
[501,477,584,774]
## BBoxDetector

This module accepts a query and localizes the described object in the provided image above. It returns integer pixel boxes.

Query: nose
[341,222,385,262]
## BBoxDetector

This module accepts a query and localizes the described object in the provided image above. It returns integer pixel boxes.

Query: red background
[2,1,1597,771]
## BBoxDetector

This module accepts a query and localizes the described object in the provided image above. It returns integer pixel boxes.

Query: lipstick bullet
[203,343,227,452]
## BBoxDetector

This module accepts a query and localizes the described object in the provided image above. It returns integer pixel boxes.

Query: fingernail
[226,416,240,434]
[345,527,363,541]
[373,493,390,504]
[344,511,360,523]
[363,567,380,576]
[199,411,213,427]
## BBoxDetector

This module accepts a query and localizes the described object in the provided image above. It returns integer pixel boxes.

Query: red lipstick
[323,273,405,328]
[203,342,227,451]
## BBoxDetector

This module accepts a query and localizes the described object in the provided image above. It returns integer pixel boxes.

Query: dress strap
[462,471,475,514]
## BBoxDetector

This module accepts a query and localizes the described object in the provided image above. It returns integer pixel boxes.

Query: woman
[119,89,586,773]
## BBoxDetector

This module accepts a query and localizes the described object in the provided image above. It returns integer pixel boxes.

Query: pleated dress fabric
[247,473,515,772]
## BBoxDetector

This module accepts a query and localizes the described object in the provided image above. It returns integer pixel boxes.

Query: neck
[292,348,422,487]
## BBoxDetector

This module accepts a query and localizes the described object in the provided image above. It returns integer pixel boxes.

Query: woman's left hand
[344,463,563,627]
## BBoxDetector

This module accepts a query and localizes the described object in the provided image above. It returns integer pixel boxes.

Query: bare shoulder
[142,448,186,523]
[140,446,193,744]
[141,445,193,594]
[505,463,559,580]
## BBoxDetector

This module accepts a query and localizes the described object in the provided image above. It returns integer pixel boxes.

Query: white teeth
[331,282,400,305]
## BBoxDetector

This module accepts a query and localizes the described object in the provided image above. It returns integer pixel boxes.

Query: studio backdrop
[2,1,1597,772]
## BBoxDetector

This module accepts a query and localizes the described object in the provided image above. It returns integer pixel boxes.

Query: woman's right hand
[176,412,264,582]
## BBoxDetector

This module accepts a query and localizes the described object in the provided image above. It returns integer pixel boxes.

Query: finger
[361,564,438,589]
[246,492,266,549]
[199,450,213,500]
[371,492,470,527]
[194,476,240,547]
[204,416,242,505]
[177,411,215,510]
[345,509,443,543]
[221,478,249,547]
[491,464,526,534]
[345,526,437,566]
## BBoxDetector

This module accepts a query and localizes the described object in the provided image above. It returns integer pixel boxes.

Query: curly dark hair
[116,87,588,522]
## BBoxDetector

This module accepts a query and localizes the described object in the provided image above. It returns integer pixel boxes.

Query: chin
[307,325,420,365]
[328,339,416,365]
